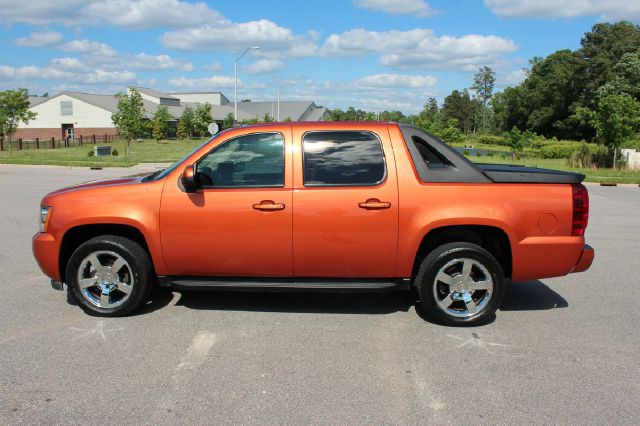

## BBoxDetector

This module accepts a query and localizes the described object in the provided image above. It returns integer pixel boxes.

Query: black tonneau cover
[476,164,584,184]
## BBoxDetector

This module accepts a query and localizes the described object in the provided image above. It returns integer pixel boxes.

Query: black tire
[66,235,154,317]
[415,242,504,326]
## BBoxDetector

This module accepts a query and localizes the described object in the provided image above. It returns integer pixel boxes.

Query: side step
[159,277,410,292]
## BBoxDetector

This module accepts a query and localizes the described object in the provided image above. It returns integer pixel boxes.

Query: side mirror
[181,165,198,193]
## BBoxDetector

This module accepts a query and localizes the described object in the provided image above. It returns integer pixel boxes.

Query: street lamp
[234,46,260,123]
[277,81,296,121]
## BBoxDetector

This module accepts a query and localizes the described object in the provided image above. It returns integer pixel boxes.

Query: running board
[159,277,410,292]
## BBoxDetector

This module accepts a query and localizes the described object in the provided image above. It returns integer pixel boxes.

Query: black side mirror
[181,165,198,193]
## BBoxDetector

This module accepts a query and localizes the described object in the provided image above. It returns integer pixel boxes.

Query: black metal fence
[0,134,117,151]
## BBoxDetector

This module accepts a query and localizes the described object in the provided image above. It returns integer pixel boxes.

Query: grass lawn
[0,138,205,167]
[1,137,638,184]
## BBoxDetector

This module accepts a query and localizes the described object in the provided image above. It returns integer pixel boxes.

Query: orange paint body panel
[32,122,593,287]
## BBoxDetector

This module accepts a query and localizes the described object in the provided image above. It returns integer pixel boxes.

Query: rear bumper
[32,232,61,282]
[571,244,595,273]
[512,236,593,282]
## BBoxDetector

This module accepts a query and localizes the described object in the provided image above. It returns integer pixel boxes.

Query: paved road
[0,164,638,424]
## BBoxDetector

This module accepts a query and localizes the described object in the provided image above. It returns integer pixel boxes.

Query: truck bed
[476,163,585,184]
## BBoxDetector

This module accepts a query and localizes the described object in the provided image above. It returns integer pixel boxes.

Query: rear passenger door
[292,126,399,278]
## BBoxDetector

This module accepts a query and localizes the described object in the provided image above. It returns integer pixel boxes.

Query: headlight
[39,206,52,232]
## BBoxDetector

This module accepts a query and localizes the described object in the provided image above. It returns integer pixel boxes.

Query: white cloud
[203,62,223,72]
[56,39,192,72]
[129,53,193,71]
[353,0,434,17]
[0,0,85,25]
[243,59,285,75]
[59,39,118,57]
[356,73,437,88]
[495,68,527,88]
[484,0,640,20]
[168,75,237,90]
[14,31,64,47]
[322,28,517,71]
[0,64,135,84]
[51,57,88,72]
[161,19,318,58]
[0,0,226,28]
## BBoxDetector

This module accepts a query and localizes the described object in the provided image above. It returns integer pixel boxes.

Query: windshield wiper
[142,169,165,182]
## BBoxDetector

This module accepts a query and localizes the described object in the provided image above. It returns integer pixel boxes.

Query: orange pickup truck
[33,122,594,325]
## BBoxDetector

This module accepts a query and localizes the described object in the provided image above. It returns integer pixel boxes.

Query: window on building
[303,131,386,186]
[60,101,73,116]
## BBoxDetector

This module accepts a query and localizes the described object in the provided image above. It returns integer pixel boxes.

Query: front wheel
[415,242,505,326]
[66,235,154,316]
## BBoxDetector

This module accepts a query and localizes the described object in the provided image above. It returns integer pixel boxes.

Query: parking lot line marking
[176,330,216,371]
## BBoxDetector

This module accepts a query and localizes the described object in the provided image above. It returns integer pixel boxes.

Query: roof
[28,96,49,107]
[129,87,178,100]
[168,91,224,95]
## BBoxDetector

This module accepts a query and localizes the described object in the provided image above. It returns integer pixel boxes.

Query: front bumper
[571,244,595,273]
[32,232,61,282]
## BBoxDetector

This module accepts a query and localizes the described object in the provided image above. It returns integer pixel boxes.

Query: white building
[16,87,328,140]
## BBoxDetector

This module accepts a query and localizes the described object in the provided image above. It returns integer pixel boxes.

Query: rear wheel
[66,235,153,316]
[415,242,504,326]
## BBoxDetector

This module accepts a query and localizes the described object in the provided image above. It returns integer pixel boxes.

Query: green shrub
[568,143,592,168]
[87,150,94,157]
[486,151,494,157]
[112,149,119,156]
[475,150,482,157]
[477,135,509,146]
[463,150,470,156]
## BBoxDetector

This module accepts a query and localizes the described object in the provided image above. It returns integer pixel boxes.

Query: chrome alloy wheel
[432,258,493,318]
[77,251,134,309]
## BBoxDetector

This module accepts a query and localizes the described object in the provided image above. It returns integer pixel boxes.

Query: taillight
[572,184,589,236]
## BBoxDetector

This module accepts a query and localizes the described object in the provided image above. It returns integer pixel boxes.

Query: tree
[507,127,525,160]
[192,103,213,136]
[180,106,195,137]
[111,89,146,157]
[574,93,640,167]
[223,112,235,129]
[151,105,173,143]
[597,52,640,100]
[262,112,274,122]
[440,119,463,143]
[0,88,37,155]
[176,118,189,140]
[471,66,496,132]
[442,89,479,133]
[578,21,640,102]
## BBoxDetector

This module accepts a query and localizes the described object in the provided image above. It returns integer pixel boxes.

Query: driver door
[160,129,293,277]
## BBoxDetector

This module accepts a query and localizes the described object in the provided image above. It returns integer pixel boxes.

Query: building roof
[129,87,178,100]
[28,96,49,107]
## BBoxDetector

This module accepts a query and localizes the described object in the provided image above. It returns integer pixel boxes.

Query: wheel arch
[412,225,513,281]
[59,223,154,282]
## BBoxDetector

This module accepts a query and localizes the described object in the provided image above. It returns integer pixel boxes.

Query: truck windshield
[142,132,226,182]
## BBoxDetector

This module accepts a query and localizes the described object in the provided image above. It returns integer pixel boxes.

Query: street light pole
[277,81,296,121]
[234,46,260,124]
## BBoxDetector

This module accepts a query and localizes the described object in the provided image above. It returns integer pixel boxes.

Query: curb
[583,182,639,188]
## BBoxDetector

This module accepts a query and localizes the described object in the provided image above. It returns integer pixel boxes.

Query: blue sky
[1,0,639,113]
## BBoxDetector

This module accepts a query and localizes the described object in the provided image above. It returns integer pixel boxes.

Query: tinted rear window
[303,131,386,186]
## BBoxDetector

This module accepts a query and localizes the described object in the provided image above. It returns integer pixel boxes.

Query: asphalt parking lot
[0,164,638,424]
